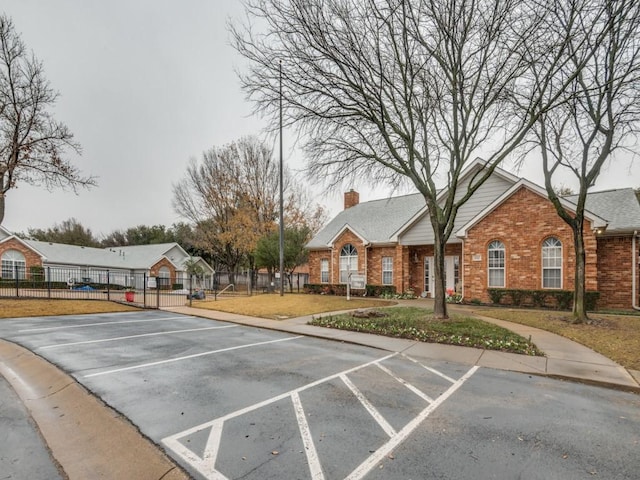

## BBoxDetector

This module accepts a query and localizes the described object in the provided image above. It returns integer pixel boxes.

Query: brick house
[307,161,640,310]
[0,227,214,290]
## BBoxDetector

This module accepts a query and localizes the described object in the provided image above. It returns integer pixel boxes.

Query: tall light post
[279,60,285,296]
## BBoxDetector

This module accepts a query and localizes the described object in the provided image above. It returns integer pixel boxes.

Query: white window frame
[320,258,329,283]
[542,237,562,289]
[381,256,393,285]
[339,244,358,284]
[1,250,26,280]
[488,240,505,288]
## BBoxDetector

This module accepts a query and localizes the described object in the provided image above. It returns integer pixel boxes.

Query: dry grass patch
[0,299,139,318]
[193,293,395,319]
[468,306,640,371]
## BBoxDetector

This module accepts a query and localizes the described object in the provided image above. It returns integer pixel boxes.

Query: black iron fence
[0,265,310,309]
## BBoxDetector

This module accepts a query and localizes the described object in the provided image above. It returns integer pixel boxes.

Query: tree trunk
[572,220,588,324]
[432,233,449,319]
[0,192,4,225]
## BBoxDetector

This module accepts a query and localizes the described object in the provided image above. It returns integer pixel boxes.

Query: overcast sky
[1,1,639,237]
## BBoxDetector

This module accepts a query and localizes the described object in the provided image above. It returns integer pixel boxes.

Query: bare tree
[172,135,322,286]
[232,0,597,318]
[0,15,95,224]
[531,0,640,323]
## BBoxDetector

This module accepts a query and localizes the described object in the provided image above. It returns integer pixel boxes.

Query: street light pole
[279,60,285,296]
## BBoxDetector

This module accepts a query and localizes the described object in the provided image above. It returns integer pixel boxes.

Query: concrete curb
[165,305,640,394]
[0,339,190,480]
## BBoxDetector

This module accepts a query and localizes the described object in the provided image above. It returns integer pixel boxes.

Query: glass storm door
[425,256,459,296]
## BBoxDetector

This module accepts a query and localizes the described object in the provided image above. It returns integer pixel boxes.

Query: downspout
[633,231,640,311]
[461,239,465,301]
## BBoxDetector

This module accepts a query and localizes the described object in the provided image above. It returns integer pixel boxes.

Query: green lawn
[310,306,542,356]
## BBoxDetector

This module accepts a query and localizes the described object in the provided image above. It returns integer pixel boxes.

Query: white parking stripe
[345,365,480,480]
[292,392,325,480]
[38,325,238,349]
[162,353,470,480]
[341,373,396,437]
[402,353,457,384]
[18,315,193,333]
[162,353,398,479]
[375,363,435,403]
[84,336,304,378]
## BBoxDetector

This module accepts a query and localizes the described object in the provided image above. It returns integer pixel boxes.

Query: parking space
[0,311,477,480]
[5,311,638,479]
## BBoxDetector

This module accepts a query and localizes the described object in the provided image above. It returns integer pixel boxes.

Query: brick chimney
[344,189,359,209]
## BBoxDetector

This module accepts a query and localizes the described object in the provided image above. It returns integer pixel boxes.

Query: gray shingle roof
[565,188,640,233]
[22,240,181,269]
[307,193,425,248]
[311,186,640,250]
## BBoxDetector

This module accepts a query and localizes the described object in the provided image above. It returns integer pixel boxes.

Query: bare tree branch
[0,14,96,223]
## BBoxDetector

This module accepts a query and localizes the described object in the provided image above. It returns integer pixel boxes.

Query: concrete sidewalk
[165,303,640,392]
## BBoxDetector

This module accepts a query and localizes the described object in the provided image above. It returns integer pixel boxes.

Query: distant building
[0,227,214,289]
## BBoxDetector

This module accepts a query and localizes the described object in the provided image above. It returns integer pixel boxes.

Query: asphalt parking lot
[1,310,639,480]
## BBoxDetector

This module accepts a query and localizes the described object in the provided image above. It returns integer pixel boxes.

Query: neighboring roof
[22,240,134,268]
[306,193,425,248]
[17,240,191,270]
[184,256,215,274]
[564,188,640,233]
[115,243,187,269]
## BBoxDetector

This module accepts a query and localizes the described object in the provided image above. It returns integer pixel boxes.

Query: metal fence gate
[0,265,310,309]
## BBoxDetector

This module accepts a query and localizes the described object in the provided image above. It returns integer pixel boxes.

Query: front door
[424,256,459,296]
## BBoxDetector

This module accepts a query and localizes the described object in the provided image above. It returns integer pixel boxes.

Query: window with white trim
[488,240,505,287]
[320,258,329,283]
[382,256,393,285]
[542,237,562,288]
[339,244,358,284]
[1,250,26,280]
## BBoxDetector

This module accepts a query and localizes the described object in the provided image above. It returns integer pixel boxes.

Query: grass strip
[309,307,543,356]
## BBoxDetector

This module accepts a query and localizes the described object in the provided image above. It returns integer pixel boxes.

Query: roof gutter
[633,231,640,311]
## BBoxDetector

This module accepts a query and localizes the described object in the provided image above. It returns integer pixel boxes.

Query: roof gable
[0,225,13,241]
[399,164,517,245]
[306,193,425,249]
[456,179,608,238]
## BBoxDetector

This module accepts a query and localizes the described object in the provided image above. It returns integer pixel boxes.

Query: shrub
[549,290,573,310]
[530,290,546,308]
[30,266,45,282]
[585,291,600,311]
[487,289,506,304]
[305,283,395,298]
[487,288,599,311]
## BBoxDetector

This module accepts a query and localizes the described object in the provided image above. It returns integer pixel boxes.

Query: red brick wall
[308,249,331,284]
[150,258,176,286]
[0,238,43,275]
[344,190,360,209]
[331,230,366,283]
[463,187,598,303]
[597,236,639,309]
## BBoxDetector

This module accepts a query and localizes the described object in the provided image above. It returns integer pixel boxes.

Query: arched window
[488,240,505,288]
[542,237,562,288]
[1,249,26,280]
[339,244,358,284]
